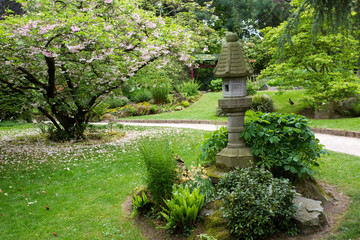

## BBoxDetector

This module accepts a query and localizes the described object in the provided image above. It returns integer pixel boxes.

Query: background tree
[0,0,202,139]
[211,0,292,38]
[259,1,360,118]
[0,0,23,19]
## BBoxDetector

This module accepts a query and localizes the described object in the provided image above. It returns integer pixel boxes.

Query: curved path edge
[109,119,360,157]
[115,119,360,139]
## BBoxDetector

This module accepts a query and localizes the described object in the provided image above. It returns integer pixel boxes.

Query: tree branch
[17,66,47,89]
[45,56,56,99]
[37,106,62,130]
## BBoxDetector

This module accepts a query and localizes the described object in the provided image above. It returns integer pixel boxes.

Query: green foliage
[209,78,222,92]
[260,3,360,111]
[160,185,205,231]
[89,101,110,122]
[246,83,257,96]
[131,191,151,218]
[176,80,201,97]
[240,111,326,180]
[105,95,128,109]
[217,167,298,240]
[181,100,190,108]
[250,94,274,113]
[212,0,291,37]
[132,88,153,103]
[0,0,201,139]
[151,84,170,104]
[0,89,33,122]
[197,126,228,165]
[139,137,177,207]
[341,96,360,117]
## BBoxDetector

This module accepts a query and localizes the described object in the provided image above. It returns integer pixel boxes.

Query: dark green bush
[250,94,274,113]
[177,80,201,97]
[139,137,177,207]
[197,126,228,165]
[151,84,170,104]
[105,95,128,108]
[217,167,297,240]
[209,79,222,92]
[132,88,152,103]
[240,111,326,180]
[246,83,257,95]
[341,95,360,117]
[0,90,33,122]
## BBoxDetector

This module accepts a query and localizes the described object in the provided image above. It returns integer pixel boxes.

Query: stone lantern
[214,33,254,169]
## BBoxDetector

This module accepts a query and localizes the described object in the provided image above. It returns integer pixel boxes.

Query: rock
[101,113,115,122]
[293,195,329,234]
[262,83,269,90]
[198,200,235,240]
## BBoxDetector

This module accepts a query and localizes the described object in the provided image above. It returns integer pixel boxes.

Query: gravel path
[120,122,360,157]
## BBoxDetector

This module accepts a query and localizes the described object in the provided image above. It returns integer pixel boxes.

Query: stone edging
[114,119,360,139]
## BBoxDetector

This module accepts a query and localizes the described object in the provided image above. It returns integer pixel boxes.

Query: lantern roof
[213,33,253,78]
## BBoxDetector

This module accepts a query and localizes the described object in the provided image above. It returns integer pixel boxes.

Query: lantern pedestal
[216,147,254,169]
[216,96,255,169]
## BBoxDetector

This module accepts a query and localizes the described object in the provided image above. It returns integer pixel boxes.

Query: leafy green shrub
[217,167,297,240]
[209,79,222,92]
[132,88,152,103]
[181,100,190,108]
[131,191,152,218]
[177,80,201,97]
[240,111,326,180]
[89,101,109,122]
[106,95,128,108]
[247,83,257,95]
[160,185,205,232]
[139,137,177,207]
[151,84,170,104]
[0,89,33,122]
[250,94,274,113]
[197,126,228,165]
[39,123,77,142]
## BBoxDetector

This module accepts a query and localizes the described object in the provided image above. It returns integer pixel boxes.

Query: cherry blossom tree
[0,0,200,139]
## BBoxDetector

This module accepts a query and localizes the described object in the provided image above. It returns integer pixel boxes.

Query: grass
[0,126,205,239]
[126,90,360,132]
[318,151,360,239]
[256,90,309,114]
[0,120,34,130]
[129,92,226,121]
[309,117,360,132]
[1,126,360,239]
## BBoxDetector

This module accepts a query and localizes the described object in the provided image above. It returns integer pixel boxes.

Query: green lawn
[1,126,360,239]
[126,90,360,132]
[0,126,205,239]
[129,92,226,121]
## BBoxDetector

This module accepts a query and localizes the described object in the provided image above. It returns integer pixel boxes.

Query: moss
[204,165,228,184]
[201,200,232,240]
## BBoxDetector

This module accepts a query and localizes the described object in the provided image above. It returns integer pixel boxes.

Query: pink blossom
[145,21,156,29]
[179,53,190,62]
[104,0,113,3]
[70,26,81,32]
[67,44,84,53]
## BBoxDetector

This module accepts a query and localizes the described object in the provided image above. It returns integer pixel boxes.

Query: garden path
[119,122,360,157]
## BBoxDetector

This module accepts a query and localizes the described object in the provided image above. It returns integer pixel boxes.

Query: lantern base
[215,146,255,170]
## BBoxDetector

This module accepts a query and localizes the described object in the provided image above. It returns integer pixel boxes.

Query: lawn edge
[112,119,360,139]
